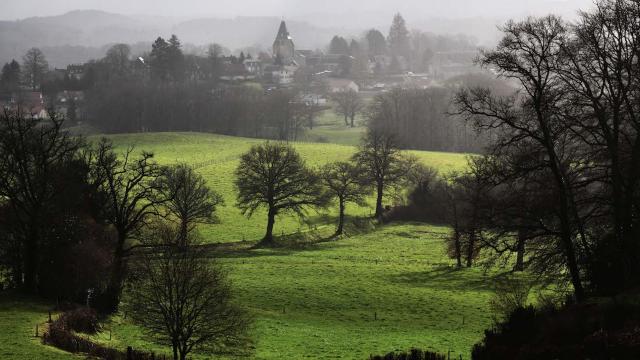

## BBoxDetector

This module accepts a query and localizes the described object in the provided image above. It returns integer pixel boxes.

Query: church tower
[273,21,295,65]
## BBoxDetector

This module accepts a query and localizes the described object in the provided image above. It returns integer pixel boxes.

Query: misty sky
[2,0,595,22]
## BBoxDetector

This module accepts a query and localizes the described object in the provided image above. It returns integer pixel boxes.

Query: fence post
[127,346,133,360]
[48,310,52,323]
[35,324,38,337]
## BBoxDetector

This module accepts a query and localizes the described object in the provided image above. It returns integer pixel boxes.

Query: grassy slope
[100,132,468,243]
[0,293,79,360]
[2,131,483,360]
[92,223,495,359]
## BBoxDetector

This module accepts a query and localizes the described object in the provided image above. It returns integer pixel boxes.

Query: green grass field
[2,131,490,360]
[0,294,80,359]
[91,223,497,360]
[98,132,469,243]
[7,223,496,360]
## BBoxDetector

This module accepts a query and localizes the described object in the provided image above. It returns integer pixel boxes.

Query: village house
[0,92,49,119]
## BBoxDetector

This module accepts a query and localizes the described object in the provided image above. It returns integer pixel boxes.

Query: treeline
[327,13,478,77]
[364,72,512,153]
[80,37,321,139]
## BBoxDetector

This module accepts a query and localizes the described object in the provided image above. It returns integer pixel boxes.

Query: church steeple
[276,20,290,40]
[273,20,295,65]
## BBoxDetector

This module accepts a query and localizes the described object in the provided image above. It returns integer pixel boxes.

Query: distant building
[67,64,85,80]
[267,20,306,86]
[220,63,256,82]
[3,92,50,119]
[243,58,263,76]
[325,78,360,93]
[273,21,296,66]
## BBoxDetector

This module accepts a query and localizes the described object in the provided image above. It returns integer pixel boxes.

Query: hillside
[1,133,483,359]
[5,223,498,360]
[0,11,350,67]
[97,132,469,243]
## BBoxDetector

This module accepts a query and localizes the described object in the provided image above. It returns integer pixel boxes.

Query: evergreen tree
[1,60,21,92]
[366,29,387,56]
[388,13,411,59]
[167,34,185,81]
[329,36,350,55]
[150,37,170,81]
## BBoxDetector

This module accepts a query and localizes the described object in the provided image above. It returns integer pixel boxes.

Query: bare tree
[158,164,224,245]
[90,138,169,311]
[557,0,640,293]
[353,128,413,219]
[320,161,370,235]
[235,142,326,245]
[22,48,48,91]
[453,16,586,301]
[124,226,252,360]
[332,89,364,127]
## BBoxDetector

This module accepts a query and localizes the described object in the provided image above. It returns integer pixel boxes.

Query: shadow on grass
[206,216,377,261]
[388,265,512,292]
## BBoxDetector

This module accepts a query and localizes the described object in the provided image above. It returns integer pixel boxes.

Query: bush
[369,348,447,360]
[489,278,532,321]
[44,315,157,360]
[58,307,101,334]
[472,302,640,360]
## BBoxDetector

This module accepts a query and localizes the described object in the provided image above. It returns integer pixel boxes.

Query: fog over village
[2,1,640,360]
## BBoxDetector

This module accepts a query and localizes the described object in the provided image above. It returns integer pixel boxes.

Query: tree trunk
[374,180,384,219]
[172,342,178,360]
[263,207,276,245]
[105,233,127,312]
[179,219,188,247]
[538,112,585,302]
[454,229,462,268]
[466,231,476,268]
[350,114,356,127]
[23,224,39,293]
[514,229,526,272]
[336,199,345,235]
[344,115,349,126]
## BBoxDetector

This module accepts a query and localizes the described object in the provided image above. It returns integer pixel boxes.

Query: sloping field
[98,132,469,243]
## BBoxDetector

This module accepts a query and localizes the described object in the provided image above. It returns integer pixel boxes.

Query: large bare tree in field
[158,164,224,245]
[125,226,252,360]
[353,128,413,219]
[320,161,370,235]
[235,142,326,245]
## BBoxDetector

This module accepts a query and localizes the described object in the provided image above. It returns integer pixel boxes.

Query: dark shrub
[58,307,101,334]
[44,317,158,360]
[472,303,640,360]
[370,348,447,360]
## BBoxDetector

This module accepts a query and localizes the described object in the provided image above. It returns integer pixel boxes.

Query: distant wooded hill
[0,10,356,67]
